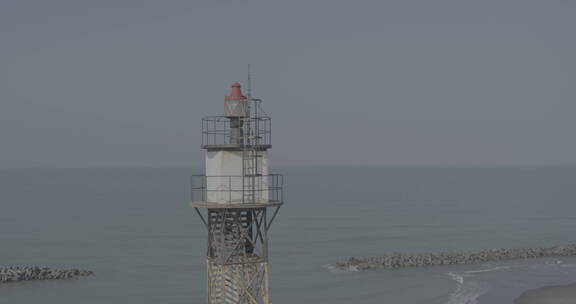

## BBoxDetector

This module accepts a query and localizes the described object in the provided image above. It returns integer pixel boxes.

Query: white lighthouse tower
[191,82,284,304]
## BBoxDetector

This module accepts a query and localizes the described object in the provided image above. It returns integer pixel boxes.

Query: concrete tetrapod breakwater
[0,266,94,283]
[334,244,576,271]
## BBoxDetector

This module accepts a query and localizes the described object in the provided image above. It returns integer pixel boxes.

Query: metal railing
[201,116,272,147]
[191,174,283,204]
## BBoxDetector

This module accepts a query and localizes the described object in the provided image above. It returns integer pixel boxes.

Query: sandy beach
[515,283,576,304]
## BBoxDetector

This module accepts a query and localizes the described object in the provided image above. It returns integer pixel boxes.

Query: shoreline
[515,283,576,304]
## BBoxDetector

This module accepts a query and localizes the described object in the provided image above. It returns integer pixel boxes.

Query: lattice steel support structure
[191,82,283,304]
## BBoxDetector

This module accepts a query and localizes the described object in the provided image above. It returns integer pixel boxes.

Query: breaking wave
[322,264,358,273]
[446,271,487,304]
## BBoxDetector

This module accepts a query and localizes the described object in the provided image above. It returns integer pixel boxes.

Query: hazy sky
[1,0,575,168]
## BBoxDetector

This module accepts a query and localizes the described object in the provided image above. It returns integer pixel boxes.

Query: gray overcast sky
[1,0,575,168]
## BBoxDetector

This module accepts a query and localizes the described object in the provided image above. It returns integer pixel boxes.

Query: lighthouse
[191,82,284,304]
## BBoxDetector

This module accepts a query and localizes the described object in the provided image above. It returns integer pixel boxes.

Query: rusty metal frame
[199,208,270,304]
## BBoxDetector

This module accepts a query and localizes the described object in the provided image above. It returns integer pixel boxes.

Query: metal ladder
[241,100,262,204]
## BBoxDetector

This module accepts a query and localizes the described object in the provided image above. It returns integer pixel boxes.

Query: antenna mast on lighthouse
[191,77,283,304]
[247,64,252,98]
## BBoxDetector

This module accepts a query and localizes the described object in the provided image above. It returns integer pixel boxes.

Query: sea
[1,166,576,304]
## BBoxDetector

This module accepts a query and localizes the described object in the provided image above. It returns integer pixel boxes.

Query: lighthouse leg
[262,263,270,304]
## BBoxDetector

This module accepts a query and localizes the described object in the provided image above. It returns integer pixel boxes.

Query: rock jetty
[0,266,93,283]
[335,244,576,271]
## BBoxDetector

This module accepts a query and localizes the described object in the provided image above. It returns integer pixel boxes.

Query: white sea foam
[446,272,487,304]
[448,271,464,284]
[464,266,510,274]
[323,264,358,273]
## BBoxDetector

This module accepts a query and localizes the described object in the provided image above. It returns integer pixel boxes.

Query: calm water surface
[1,166,576,303]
